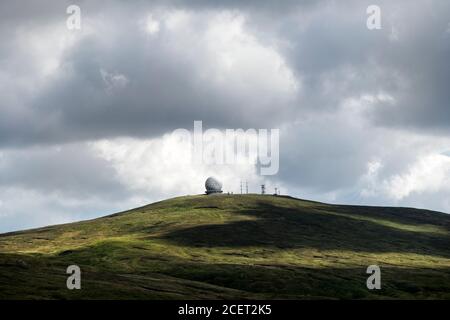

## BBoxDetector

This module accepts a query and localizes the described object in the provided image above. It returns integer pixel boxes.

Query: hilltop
[0,195,449,299]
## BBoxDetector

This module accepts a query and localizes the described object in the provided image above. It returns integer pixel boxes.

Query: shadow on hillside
[1,248,450,299]
[159,201,450,258]
[157,261,450,299]
[330,204,450,231]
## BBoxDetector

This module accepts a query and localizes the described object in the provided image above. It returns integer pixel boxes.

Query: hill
[0,195,449,299]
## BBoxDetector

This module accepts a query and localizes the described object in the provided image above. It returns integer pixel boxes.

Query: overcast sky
[1,0,450,232]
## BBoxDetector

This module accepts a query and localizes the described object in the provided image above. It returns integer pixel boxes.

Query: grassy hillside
[0,194,449,299]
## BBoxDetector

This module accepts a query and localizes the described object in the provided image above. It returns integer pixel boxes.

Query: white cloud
[147,15,160,34]
[202,11,300,102]
[360,160,383,198]
[360,153,450,211]
[90,132,270,199]
[384,154,450,200]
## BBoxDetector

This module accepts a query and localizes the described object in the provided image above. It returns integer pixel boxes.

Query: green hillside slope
[0,195,449,299]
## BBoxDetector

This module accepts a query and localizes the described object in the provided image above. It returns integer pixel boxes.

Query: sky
[1,0,450,232]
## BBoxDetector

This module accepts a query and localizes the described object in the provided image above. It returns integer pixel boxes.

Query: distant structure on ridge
[205,177,223,195]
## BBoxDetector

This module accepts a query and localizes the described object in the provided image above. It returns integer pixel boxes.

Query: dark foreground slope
[0,195,449,299]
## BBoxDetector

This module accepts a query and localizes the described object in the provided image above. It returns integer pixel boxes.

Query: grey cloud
[1,4,301,146]
[3,0,448,148]
[275,0,450,132]
[0,143,130,199]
